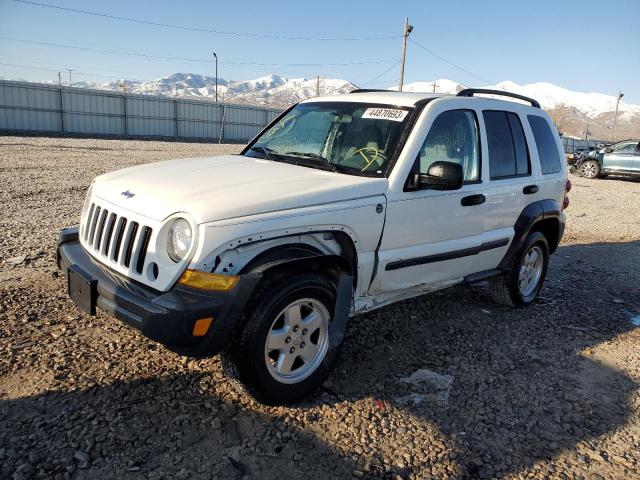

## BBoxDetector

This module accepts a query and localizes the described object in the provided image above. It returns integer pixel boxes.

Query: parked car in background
[572,140,640,179]
[566,148,590,166]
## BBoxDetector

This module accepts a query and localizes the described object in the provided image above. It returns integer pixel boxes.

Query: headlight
[167,218,192,263]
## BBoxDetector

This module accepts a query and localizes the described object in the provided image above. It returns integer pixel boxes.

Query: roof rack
[349,88,391,94]
[456,88,541,108]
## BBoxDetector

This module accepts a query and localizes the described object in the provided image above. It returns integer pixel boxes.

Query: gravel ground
[1,135,639,480]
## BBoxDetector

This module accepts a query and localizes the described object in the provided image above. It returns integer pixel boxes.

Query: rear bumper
[57,227,261,357]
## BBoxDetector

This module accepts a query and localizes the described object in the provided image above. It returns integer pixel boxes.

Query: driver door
[371,107,487,293]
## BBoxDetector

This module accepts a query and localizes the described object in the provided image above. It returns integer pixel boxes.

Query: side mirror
[408,161,464,191]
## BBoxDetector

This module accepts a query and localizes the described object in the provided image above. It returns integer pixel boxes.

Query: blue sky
[1,0,639,102]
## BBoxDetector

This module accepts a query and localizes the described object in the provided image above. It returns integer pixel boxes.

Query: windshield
[245,102,412,176]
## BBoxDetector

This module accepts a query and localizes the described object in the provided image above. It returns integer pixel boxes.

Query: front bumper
[57,227,261,357]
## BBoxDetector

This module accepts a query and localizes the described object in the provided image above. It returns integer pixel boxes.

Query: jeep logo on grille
[121,190,135,199]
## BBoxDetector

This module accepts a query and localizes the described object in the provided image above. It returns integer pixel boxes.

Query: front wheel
[580,160,600,179]
[489,232,549,307]
[221,273,339,405]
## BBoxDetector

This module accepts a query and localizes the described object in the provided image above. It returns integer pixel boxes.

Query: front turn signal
[178,269,239,291]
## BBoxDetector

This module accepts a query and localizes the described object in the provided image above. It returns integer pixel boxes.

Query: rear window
[483,111,530,179]
[528,115,562,174]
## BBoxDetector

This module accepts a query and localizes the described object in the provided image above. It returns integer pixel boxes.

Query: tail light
[562,179,571,210]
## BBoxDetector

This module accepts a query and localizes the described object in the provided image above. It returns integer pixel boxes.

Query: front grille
[81,202,153,276]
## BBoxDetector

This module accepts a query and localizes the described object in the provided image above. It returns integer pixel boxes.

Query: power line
[13,0,400,42]
[0,61,144,81]
[2,37,396,67]
[408,38,494,86]
[359,60,401,87]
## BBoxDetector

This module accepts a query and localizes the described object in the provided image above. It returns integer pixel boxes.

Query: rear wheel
[490,232,549,307]
[580,160,600,179]
[221,273,338,405]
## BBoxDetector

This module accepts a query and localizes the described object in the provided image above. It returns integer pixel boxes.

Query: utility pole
[398,17,413,92]
[584,117,590,141]
[609,90,624,141]
[316,75,320,97]
[58,71,62,87]
[66,68,73,86]
[213,51,218,103]
[432,81,439,93]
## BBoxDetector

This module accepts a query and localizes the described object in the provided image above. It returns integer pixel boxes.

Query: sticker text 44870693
[361,108,408,122]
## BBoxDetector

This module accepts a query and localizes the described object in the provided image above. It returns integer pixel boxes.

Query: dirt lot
[1,135,639,480]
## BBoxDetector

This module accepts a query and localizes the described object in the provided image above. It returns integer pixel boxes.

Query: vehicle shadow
[0,373,356,480]
[1,241,638,479]
[324,239,640,477]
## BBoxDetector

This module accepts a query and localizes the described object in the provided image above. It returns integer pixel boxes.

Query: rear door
[603,141,639,172]
[372,100,487,293]
[473,109,537,271]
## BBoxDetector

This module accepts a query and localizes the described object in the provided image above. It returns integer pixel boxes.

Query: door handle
[523,185,539,194]
[461,194,486,206]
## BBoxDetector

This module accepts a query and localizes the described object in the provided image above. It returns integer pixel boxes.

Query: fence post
[58,85,65,133]
[218,102,227,144]
[174,99,179,138]
[122,93,128,136]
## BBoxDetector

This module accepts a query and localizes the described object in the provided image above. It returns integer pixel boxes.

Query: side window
[508,113,530,175]
[483,110,530,179]
[612,142,637,153]
[415,109,480,182]
[528,115,562,174]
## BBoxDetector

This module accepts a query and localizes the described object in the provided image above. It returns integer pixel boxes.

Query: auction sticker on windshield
[362,108,408,122]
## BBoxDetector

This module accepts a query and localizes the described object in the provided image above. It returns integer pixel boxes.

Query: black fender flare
[498,199,562,270]
[240,245,354,347]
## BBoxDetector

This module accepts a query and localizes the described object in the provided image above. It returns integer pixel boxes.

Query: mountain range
[35,72,640,140]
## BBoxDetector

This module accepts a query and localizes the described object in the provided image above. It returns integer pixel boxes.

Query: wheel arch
[498,199,563,270]
[237,231,358,287]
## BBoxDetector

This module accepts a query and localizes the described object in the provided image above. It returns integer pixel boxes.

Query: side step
[464,269,501,284]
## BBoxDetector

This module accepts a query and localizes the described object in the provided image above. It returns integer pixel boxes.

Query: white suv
[58,88,570,404]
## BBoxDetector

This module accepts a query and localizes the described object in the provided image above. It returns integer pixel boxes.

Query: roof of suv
[302,91,443,107]
[301,88,542,110]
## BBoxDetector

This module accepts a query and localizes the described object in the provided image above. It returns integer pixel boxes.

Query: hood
[93,155,388,224]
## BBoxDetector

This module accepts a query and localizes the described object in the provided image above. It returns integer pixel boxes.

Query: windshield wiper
[249,145,278,161]
[283,151,344,173]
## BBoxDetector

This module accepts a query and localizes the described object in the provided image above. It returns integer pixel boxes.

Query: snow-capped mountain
[398,78,640,120]
[75,73,355,106]
[397,78,640,139]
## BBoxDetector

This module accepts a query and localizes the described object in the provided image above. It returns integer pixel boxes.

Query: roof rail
[349,88,391,94]
[456,88,541,108]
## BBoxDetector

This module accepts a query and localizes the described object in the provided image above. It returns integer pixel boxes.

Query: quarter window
[483,110,531,179]
[415,109,480,182]
[528,115,562,174]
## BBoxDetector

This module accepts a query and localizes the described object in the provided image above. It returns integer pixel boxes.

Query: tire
[220,273,339,405]
[579,160,600,179]
[489,232,549,307]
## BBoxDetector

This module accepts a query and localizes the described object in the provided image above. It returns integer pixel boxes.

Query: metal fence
[0,79,283,142]
[561,137,609,154]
